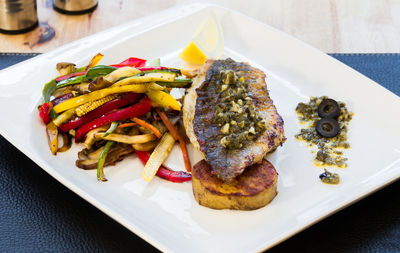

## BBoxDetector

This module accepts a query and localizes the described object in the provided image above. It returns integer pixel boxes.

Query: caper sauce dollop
[295,96,353,167]
[319,169,340,184]
[214,70,266,149]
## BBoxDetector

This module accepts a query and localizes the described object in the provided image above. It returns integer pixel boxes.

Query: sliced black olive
[318,98,340,118]
[315,118,340,138]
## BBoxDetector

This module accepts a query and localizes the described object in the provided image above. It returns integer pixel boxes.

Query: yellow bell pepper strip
[97,141,114,182]
[85,53,103,71]
[46,122,58,155]
[146,90,181,111]
[53,84,147,114]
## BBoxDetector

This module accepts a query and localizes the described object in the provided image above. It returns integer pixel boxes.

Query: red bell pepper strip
[110,57,146,68]
[135,150,191,183]
[55,71,87,82]
[39,102,53,124]
[51,93,74,106]
[75,97,151,142]
[59,93,141,132]
[137,66,168,71]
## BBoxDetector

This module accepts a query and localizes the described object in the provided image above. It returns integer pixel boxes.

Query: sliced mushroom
[84,125,110,149]
[88,76,113,91]
[76,143,134,170]
[56,62,76,76]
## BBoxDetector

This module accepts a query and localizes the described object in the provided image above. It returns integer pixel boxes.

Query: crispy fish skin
[183,58,285,183]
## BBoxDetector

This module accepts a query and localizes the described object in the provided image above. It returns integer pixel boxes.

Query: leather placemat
[0,53,399,253]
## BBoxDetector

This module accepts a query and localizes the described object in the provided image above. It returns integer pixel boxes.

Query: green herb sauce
[319,169,340,184]
[295,96,353,168]
[214,70,267,149]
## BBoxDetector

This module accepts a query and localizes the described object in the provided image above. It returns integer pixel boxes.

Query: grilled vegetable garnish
[75,94,119,117]
[53,108,75,127]
[136,150,191,182]
[76,143,134,170]
[39,54,193,183]
[97,141,114,181]
[56,62,76,76]
[54,84,148,113]
[142,132,176,182]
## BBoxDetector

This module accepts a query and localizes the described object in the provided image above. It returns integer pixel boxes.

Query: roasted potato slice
[192,159,278,210]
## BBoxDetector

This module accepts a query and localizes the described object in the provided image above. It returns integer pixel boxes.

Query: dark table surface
[0,53,399,253]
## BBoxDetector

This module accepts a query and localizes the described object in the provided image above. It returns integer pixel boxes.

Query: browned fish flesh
[183,58,285,183]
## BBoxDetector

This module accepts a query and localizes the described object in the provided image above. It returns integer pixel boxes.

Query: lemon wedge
[180,41,208,65]
[180,12,224,65]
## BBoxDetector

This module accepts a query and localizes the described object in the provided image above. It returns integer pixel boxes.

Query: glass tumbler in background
[0,0,38,34]
[53,0,98,15]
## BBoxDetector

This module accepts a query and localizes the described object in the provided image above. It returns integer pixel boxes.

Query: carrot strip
[156,109,191,172]
[132,117,162,138]
[118,123,137,128]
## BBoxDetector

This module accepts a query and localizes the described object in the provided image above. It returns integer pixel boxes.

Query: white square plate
[1,3,400,253]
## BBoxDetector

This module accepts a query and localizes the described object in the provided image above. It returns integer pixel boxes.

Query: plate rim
[0,2,399,253]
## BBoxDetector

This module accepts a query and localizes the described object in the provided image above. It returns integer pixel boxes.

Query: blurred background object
[0,0,399,53]
[0,0,38,34]
[53,0,97,15]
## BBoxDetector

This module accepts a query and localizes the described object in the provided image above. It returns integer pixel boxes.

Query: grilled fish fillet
[183,58,285,183]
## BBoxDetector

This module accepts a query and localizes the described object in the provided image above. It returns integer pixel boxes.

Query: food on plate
[179,12,224,65]
[38,54,192,183]
[192,159,278,210]
[180,41,208,65]
[319,169,340,185]
[183,58,285,210]
[295,96,353,168]
[315,118,340,138]
[184,58,285,182]
[317,98,340,118]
